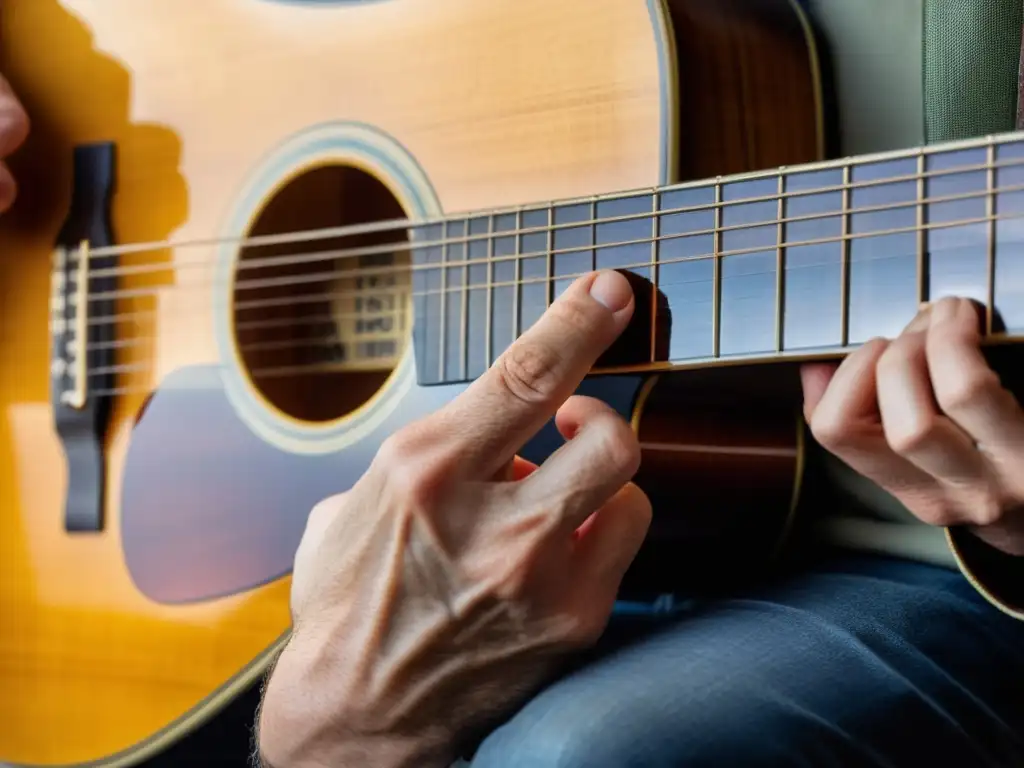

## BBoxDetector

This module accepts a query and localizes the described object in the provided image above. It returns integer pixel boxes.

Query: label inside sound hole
[327,251,410,371]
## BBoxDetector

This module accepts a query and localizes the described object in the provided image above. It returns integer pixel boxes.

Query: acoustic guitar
[2,0,1021,765]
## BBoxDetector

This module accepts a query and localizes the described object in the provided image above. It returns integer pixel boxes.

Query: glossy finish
[0,0,821,765]
[631,368,803,593]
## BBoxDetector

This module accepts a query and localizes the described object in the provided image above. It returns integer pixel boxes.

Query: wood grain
[0,0,819,764]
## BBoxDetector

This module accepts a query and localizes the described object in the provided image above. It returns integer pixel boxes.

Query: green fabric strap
[923,0,1023,143]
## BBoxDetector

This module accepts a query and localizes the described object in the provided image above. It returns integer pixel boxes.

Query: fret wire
[840,164,851,346]
[459,220,469,380]
[916,150,926,307]
[590,197,597,273]
[712,179,722,358]
[438,223,448,381]
[986,139,996,336]
[545,205,553,309]
[649,189,659,363]
[775,172,785,353]
[485,214,493,366]
[512,209,521,340]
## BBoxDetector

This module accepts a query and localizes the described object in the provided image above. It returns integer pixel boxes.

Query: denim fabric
[462,554,1024,767]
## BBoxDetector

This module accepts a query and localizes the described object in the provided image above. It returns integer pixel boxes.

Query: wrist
[334,732,455,768]
[259,691,455,768]
[264,732,453,768]
[260,731,453,768]
[258,639,457,768]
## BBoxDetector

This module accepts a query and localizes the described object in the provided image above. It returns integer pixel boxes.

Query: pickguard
[120,363,642,604]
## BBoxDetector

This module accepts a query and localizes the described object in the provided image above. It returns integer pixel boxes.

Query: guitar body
[0,0,823,765]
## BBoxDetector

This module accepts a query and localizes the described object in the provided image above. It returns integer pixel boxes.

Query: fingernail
[589,270,632,312]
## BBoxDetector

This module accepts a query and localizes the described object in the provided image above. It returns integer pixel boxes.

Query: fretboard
[409,131,1024,385]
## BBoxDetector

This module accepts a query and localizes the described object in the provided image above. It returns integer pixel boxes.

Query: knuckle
[388,459,445,508]
[376,429,420,469]
[875,337,911,377]
[596,417,641,475]
[898,487,971,528]
[969,490,1005,527]
[0,101,29,152]
[935,369,1002,415]
[808,411,855,452]
[307,493,345,528]
[375,429,446,505]
[908,497,958,527]
[885,417,938,457]
[852,336,893,372]
[495,340,562,405]
[550,293,595,336]
[860,337,893,357]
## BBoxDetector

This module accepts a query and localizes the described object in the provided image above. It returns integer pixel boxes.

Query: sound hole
[232,165,411,423]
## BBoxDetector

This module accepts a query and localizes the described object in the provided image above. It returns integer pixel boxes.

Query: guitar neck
[406,131,1024,385]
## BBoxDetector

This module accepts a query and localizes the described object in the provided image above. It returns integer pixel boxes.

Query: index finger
[437,269,634,478]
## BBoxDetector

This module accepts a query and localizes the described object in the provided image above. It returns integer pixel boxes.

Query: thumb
[572,482,651,591]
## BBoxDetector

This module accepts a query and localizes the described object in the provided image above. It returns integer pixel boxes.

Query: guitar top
[3,1,1020,766]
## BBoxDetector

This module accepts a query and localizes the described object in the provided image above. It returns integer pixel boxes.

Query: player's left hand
[801,296,1024,556]
[0,72,29,213]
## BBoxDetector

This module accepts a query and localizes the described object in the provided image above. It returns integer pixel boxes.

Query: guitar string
[78,206,1024,358]
[69,201,1024,334]
[65,153,1024,276]
[83,246,919,379]
[72,175,1024,310]
[51,145,1024,395]
[81,238,1017,388]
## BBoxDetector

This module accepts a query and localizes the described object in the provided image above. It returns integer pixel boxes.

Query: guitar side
[0,0,822,765]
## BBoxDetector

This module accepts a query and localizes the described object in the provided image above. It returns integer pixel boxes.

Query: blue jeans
[463,553,1024,767]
